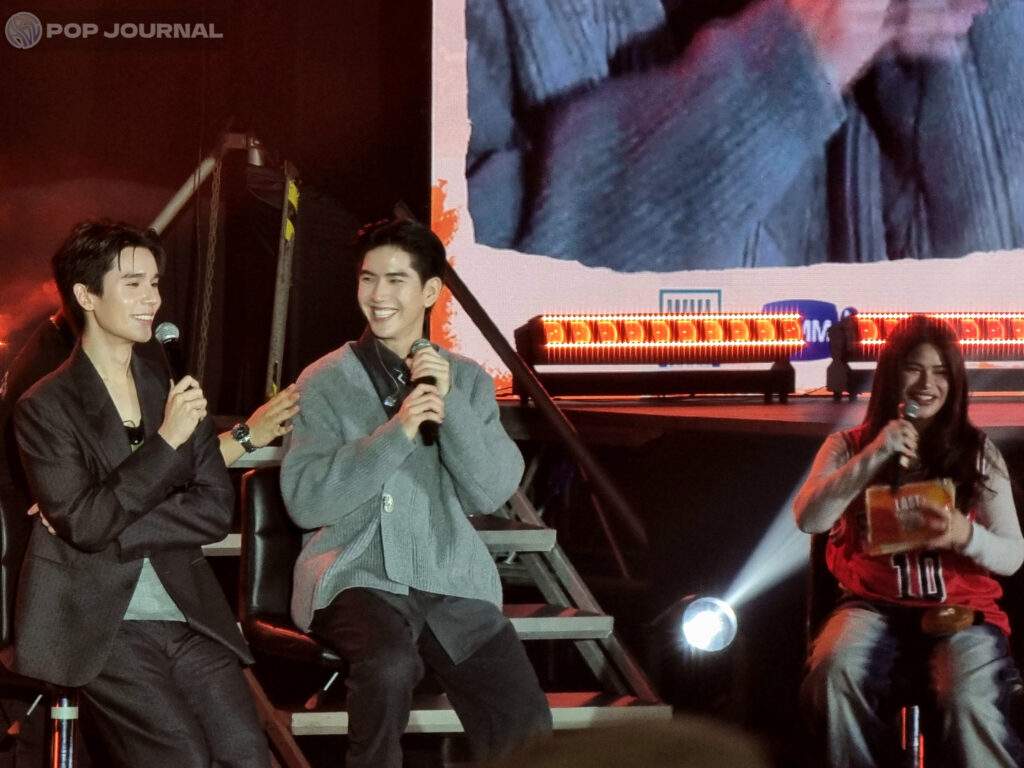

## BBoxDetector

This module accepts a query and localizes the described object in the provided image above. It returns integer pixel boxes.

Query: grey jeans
[803,602,1023,768]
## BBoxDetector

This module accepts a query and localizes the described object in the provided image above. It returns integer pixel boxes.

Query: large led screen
[431,0,1024,388]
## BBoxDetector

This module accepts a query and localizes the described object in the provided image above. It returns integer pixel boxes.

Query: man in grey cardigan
[280,219,551,768]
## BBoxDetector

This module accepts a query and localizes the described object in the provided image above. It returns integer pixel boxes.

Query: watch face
[232,423,250,441]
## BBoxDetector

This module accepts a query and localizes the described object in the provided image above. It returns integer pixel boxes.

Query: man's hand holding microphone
[397,339,450,444]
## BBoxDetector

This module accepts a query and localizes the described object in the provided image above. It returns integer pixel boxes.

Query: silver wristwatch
[231,422,256,453]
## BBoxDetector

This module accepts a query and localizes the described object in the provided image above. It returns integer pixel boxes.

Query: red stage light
[960,318,981,340]
[651,319,671,342]
[857,318,880,341]
[781,318,802,341]
[985,319,1005,340]
[703,320,725,343]
[543,321,565,344]
[882,317,903,336]
[570,320,592,344]
[830,312,1024,399]
[518,313,805,365]
[755,319,777,342]
[515,312,805,400]
[676,319,698,342]
[729,319,750,342]
[848,313,1024,360]
[596,319,618,343]
[623,319,645,343]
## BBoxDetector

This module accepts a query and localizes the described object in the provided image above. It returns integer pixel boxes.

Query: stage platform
[499,394,1024,443]
[218,392,1024,765]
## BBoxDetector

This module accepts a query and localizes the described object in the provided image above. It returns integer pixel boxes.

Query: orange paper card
[864,478,955,556]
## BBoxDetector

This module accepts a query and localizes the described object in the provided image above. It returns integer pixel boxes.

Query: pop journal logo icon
[5,11,43,49]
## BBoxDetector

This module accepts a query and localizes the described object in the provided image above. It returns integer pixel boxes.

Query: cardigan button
[382,493,394,513]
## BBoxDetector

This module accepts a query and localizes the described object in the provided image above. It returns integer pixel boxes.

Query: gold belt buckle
[920,605,975,636]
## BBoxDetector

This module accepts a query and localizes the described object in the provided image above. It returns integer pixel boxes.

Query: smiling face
[899,342,950,426]
[357,244,441,357]
[73,246,161,347]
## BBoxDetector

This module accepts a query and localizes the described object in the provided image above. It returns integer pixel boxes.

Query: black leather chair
[239,465,348,768]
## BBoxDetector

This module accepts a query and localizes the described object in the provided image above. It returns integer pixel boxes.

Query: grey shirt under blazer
[12,345,251,686]
[281,342,525,632]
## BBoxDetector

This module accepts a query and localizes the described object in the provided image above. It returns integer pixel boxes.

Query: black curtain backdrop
[0,0,431,414]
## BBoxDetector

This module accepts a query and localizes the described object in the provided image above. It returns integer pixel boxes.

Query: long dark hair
[854,315,987,510]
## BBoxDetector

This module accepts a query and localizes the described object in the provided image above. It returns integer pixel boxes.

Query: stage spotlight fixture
[681,597,738,653]
[513,312,805,401]
[827,312,1024,399]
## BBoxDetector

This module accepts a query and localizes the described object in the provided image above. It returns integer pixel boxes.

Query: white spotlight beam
[723,472,811,609]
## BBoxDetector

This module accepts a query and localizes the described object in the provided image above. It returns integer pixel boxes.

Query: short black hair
[353,219,446,285]
[52,220,165,335]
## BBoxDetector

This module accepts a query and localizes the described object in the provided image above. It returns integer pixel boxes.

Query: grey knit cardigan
[280,342,524,631]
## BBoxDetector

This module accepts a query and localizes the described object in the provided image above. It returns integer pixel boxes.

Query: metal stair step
[289,692,672,735]
[472,514,556,552]
[505,604,613,640]
[203,515,555,558]
[204,533,241,556]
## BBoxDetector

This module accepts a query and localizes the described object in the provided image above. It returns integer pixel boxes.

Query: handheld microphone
[154,322,187,383]
[897,398,921,471]
[409,337,438,445]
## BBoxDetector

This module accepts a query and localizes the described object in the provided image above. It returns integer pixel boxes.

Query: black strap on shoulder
[350,332,406,418]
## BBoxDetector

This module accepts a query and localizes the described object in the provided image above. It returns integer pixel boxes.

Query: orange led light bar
[849,312,1024,360]
[520,312,805,365]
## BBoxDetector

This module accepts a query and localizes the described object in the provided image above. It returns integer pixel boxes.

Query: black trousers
[311,588,552,768]
[80,621,269,768]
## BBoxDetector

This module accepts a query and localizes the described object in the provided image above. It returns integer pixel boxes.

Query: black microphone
[409,337,438,445]
[154,322,187,383]
[897,398,921,473]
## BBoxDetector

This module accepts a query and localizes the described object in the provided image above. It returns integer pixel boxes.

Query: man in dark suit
[11,221,269,767]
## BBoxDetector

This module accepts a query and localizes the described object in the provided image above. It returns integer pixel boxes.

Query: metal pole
[264,163,299,398]
[50,692,77,768]
[148,133,247,235]
[149,157,216,235]
[442,263,647,546]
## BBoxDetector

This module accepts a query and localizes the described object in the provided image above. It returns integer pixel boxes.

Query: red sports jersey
[825,431,1009,635]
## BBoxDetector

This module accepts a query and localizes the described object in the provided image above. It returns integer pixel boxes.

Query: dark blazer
[12,344,252,687]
